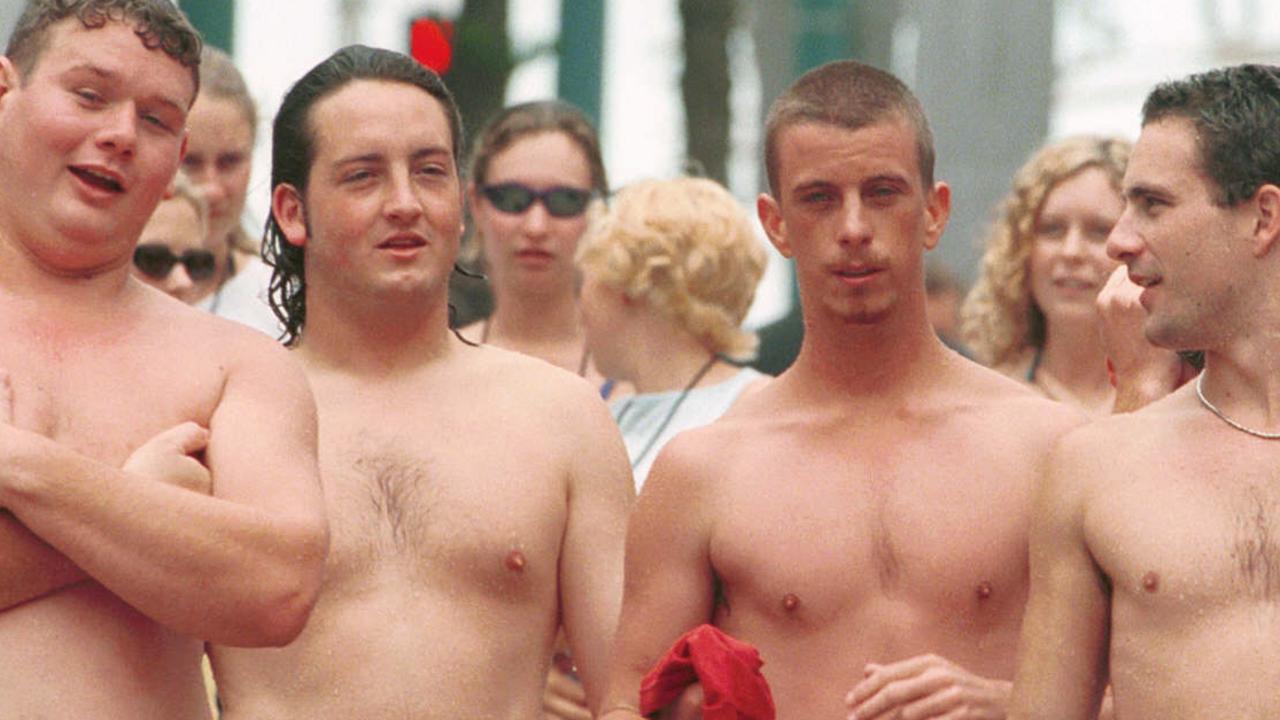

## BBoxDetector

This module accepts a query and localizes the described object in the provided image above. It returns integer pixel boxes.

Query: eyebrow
[864,173,911,187]
[1124,183,1171,202]
[335,146,452,164]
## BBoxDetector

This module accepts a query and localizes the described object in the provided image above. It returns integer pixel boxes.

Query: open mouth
[69,166,124,193]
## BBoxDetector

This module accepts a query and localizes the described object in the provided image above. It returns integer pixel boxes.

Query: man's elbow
[233,519,329,647]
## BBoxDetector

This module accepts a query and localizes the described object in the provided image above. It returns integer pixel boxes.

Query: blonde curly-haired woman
[962,136,1130,414]
[577,177,769,489]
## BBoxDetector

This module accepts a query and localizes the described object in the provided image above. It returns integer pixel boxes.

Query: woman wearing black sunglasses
[131,176,220,305]
[458,101,612,391]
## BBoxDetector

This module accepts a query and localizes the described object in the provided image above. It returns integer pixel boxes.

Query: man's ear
[0,57,20,105]
[757,193,792,258]
[271,184,308,248]
[923,181,952,251]
[1251,183,1280,258]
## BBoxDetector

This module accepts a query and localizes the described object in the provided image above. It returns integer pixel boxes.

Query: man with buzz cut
[602,59,1083,719]
[0,1,329,718]
[1011,63,1280,720]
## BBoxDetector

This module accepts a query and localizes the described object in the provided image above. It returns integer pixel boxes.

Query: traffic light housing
[410,16,454,75]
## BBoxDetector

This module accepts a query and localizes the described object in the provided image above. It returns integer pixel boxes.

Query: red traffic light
[410,17,454,74]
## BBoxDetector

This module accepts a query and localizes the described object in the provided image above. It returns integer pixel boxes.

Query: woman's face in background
[1028,166,1123,325]
[471,131,595,297]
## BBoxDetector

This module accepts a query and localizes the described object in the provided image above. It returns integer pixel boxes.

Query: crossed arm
[0,342,329,647]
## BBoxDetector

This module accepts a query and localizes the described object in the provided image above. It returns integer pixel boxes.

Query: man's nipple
[505,549,527,573]
[782,593,800,613]
[976,581,993,601]
[1142,571,1159,593]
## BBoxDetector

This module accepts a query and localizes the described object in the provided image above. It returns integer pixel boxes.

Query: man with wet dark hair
[1012,63,1280,720]
[210,46,632,718]
[0,1,328,717]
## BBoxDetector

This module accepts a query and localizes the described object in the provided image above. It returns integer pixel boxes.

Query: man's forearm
[2,437,326,646]
[0,510,86,611]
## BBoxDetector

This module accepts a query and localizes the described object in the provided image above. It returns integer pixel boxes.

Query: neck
[488,283,581,343]
[298,287,454,375]
[785,302,952,401]
[0,228,134,312]
[626,328,721,395]
[1035,315,1114,413]
[1197,340,1280,432]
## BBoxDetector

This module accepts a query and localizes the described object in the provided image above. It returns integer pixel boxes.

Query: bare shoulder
[1055,383,1196,465]
[135,288,289,363]
[462,342,604,408]
[641,392,782,498]
[453,343,616,449]
[948,357,1087,440]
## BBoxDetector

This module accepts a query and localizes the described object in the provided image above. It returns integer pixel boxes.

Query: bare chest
[0,320,222,463]
[1089,455,1280,612]
[315,401,569,598]
[708,441,1033,630]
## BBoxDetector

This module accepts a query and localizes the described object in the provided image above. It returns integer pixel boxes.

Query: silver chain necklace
[1195,373,1280,439]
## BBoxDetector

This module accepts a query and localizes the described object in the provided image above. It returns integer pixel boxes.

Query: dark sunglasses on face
[481,183,594,218]
[133,244,217,281]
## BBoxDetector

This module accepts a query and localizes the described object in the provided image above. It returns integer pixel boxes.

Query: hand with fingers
[122,422,213,495]
[845,654,1009,720]
[655,683,704,720]
[1095,265,1186,412]
[543,662,591,720]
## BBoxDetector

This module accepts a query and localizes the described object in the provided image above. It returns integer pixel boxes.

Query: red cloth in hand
[638,624,776,720]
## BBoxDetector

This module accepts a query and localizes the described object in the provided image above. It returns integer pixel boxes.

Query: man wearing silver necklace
[1011,63,1280,719]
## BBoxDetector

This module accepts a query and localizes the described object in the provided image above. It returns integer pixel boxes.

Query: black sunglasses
[133,244,217,281]
[481,183,594,218]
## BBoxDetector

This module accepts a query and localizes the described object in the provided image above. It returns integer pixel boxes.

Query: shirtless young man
[0,2,329,718]
[206,46,633,719]
[1010,64,1280,720]
[602,60,1083,720]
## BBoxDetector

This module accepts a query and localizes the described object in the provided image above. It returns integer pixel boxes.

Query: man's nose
[1105,209,1140,262]
[95,103,138,158]
[384,174,424,224]
[838,199,873,246]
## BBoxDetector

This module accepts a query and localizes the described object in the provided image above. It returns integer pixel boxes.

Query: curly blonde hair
[576,177,767,361]
[961,136,1130,368]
